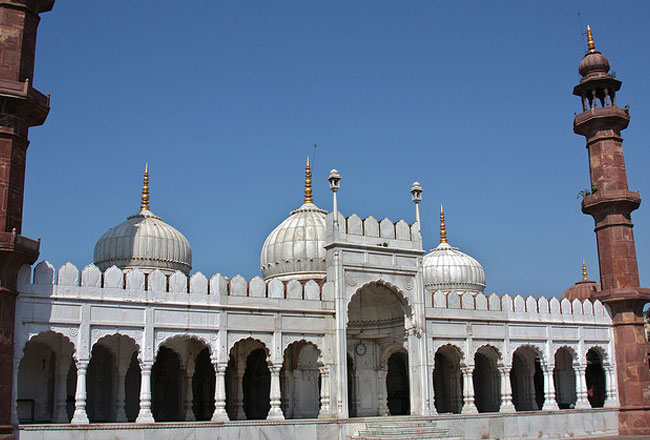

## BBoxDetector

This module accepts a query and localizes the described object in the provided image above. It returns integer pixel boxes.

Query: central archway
[346,281,411,417]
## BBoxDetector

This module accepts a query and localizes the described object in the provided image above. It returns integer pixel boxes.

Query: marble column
[603,365,619,408]
[52,357,72,423]
[71,360,89,424]
[541,365,559,410]
[461,366,478,414]
[499,366,515,412]
[114,366,128,422]
[233,367,246,420]
[135,363,154,423]
[574,365,590,409]
[377,368,389,416]
[318,365,332,418]
[267,364,284,420]
[211,361,229,422]
[183,366,195,421]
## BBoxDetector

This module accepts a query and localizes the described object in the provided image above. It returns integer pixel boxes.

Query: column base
[318,412,336,419]
[542,400,560,411]
[211,410,229,423]
[575,400,590,409]
[499,402,516,413]
[461,404,478,414]
[604,399,619,408]
[135,410,155,424]
[70,411,89,424]
[266,408,285,420]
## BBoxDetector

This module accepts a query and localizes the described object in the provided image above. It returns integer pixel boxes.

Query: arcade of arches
[16,329,614,423]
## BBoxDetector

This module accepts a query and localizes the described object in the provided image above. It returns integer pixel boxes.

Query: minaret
[573,26,650,435]
[0,1,54,437]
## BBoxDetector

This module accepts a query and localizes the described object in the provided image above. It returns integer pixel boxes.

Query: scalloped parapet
[427,289,611,323]
[17,261,334,305]
[326,212,422,250]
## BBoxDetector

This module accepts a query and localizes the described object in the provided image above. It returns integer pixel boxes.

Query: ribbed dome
[260,202,327,280]
[561,262,600,301]
[422,242,486,292]
[579,51,610,78]
[94,208,192,275]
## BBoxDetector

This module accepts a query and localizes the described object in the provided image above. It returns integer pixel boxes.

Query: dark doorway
[152,346,181,421]
[386,351,409,415]
[193,348,215,420]
[243,348,270,419]
[586,349,606,408]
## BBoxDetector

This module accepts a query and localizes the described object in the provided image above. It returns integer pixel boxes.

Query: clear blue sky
[24,1,650,297]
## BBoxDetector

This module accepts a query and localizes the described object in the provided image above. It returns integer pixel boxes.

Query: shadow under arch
[346,280,412,417]
[510,344,545,411]
[473,344,502,413]
[553,345,578,409]
[281,340,322,419]
[433,344,463,414]
[226,337,271,420]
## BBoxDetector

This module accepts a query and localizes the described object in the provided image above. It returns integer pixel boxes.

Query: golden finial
[586,25,596,53]
[440,204,447,244]
[304,156,313,204]
[582,259,588,281]
[140,163,150,211]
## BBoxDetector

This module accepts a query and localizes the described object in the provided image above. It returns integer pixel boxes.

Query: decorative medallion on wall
[403,277,414,291]
[69,327,78,337]
[346,272,358,287]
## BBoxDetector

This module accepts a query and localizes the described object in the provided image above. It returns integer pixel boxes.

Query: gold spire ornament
[440,204,447,244]
[586,25,596,53]
[140,163,150,211]
[582,259,588,280]
[304,156,313,204]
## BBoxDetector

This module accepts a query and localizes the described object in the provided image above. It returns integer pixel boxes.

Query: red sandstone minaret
[0,1,54,438]
[573,26,650,435]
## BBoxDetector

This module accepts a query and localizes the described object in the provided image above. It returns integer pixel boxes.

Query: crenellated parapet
[17,261,335,305]
[327,212,421,249]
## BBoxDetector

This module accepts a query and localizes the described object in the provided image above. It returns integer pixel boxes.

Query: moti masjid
[1,3,649,440]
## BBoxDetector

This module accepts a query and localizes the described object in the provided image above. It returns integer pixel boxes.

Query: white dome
[94,208,192,275]
[422,242,485,292]
[260,202,327,280]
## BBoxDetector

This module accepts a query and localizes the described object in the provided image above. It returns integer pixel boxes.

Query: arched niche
[433,344,463,414]
[280,340,321,419]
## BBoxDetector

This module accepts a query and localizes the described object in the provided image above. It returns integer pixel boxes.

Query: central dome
[260,158,327,280]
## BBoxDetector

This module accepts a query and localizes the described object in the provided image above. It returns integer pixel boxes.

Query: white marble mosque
[12,160,620,439]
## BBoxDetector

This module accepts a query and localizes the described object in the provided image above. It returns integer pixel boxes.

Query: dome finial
[440,204,447,244]
[586,25,596,54]
[140,162,150,211]
[304,155,313,204]
[582,259,588,280]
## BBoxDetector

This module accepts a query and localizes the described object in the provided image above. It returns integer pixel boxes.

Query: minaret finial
[140,162,150,211]
[440,204,447,244]
[586,25,596,53]
[582,259,588,280]
[304,156,313,204]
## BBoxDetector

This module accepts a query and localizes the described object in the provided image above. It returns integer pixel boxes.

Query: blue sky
[24,1,650,297]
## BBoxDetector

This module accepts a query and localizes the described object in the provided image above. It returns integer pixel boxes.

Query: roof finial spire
[304,156,313,204]
[586,25,596,53]
[440,204,447,244]
[582,259,588,280]
[140,163,150,211]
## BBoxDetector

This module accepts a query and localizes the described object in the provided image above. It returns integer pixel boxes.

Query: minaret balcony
[581,189,641,219]
[0,78,50,127]
[573,106,629,135]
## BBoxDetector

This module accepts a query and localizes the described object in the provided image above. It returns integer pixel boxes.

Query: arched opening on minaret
[553,347,577,409]
[586,348,606,408]
[473,346,501,413]
[510,346,544,411]
[346,281,410,417]
[433,345,462,414]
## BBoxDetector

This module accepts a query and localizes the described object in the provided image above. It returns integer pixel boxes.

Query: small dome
[578,51,610,78]
[93,164,192,275]
[260,157,327,281]
[94,209,192,275]
[260,202,327,280]
[562,261,600,301]
[422,205,485,292]
[423,242,486,292]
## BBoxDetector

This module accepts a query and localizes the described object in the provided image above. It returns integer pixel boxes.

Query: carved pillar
[52,357,72,423]
[70,360,89,424]
[575,365,590,409]
[541,365,559,410]
[377,368,389,416]
[267,364,284,420]
[499,366,515,412]
[460,366,478,414]
[135,363,154,423]
[183,365,195,421]
[113,365,128,422]
[318,365,331,418]
[211,361,228,422]
[232,367,246,420]
[604,365,619,408]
